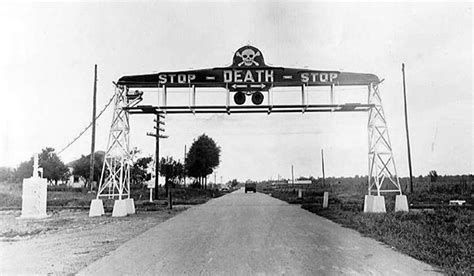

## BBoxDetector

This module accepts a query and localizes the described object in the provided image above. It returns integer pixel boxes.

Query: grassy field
[269,177,473,275]
[0,181,225,210]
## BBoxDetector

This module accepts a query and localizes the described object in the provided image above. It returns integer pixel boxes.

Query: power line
[57,94,115,155]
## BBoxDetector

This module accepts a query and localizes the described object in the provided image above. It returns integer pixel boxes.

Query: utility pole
[321,149,325,186]
[147,114,167,200]
[184,145,187,187]
[291,165,294,185]
[402,63,414,193]
[89,64,97,191]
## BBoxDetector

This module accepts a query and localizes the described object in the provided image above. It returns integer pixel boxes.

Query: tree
[0,167,15,183]
[13,148,69,184]
[70,151,104,188]
[228,179,239,188]
[14,159,33,182]
[159,156,184,208]
[429,170,438,182]
[130,157,153,187]
[185,134,220,188]
[39,148,70,185]
[160,156,184,194]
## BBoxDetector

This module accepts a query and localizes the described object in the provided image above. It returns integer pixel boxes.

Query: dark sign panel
[118,45,380,90]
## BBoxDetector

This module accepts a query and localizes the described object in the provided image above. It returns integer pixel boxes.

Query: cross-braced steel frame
[367,83,402,195]
[102,82,402,199]
[97,85,141,200]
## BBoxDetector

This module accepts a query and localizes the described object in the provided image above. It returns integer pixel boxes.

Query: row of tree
[1,147,70,184]
[0,134,221,191]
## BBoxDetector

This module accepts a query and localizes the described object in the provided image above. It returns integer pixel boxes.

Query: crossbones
[237,49,261,66]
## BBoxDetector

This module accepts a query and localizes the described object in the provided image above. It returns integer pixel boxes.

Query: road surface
[79,189,440,275]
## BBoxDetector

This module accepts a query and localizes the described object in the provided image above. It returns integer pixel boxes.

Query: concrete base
[21,177,48,219]
[363,195,374,212]
[17,214,50,220]
[89,199,105,217]
[112,200,128,217]
[364,195,386,213]
[395,195,409,212]
[125,198,136,214]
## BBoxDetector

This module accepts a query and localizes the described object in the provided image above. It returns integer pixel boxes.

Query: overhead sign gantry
[119,45,379,112]
[91,45,408,217]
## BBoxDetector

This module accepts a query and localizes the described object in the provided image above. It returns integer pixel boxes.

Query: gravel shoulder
[0,207,187,275]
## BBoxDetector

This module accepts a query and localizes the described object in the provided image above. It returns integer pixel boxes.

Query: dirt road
[80,190,440,275]
[0,208,186,275]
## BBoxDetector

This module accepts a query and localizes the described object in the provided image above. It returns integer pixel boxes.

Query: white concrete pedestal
[395,195,409,212]
[364,195,386,213]
[297,189,302,198]
[363,195,374,213]
[323,192,329,208]
[125,198,136,214]
[20,177,48,219]
[112,200,128,217]
[89,199,105,217]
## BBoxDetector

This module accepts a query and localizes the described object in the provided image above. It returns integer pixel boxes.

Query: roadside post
[147,178,155,202]
[323,192,329,208]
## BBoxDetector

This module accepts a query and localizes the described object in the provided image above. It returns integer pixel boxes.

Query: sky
[0,1,472,183]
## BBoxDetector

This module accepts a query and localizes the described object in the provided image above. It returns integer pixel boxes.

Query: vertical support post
[301,84,306,113]
[163,85,167,111]
[402,63,413,193]
[330,84,335,112]
[95,84,133,216]
[367,82,402,195]
[89,64,97,191]
[330,84,335,104]
[226,88,230,114]
[190,85,196,114]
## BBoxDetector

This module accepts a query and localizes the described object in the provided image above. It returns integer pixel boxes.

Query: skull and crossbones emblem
[236,48,261,66]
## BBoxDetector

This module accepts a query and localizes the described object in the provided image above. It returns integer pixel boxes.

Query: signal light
[234,92,246,105]
[251,92,264,105]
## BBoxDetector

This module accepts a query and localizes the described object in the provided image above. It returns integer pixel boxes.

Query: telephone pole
[402,63,414,193]
[291,165,294,185]
[89,64,97,190]
[321,149,325,186]
[147,114,167,200]
[184,145,187,187]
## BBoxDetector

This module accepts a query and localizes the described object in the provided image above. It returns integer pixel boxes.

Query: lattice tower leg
[97,85,132,200]
[367,83,402,196]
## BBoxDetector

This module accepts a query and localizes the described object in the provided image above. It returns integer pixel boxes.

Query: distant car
[245,183,256,193]
[220,187,230,192]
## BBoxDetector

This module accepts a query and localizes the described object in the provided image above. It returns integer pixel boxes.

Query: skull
[237,48,260,66]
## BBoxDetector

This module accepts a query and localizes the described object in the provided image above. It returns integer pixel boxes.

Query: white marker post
[147,178,155,202]
[20,154,48,219]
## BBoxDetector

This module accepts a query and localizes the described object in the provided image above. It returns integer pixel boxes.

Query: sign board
[118,45,380,90]
[147,178,155,189]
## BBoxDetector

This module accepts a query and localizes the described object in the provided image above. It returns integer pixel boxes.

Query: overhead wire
[57,93,115,155]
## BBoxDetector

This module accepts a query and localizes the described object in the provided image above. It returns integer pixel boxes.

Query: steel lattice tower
[97,85,133,200]
[367,83,402,195]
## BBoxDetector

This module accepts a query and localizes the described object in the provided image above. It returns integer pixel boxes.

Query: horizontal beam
[124,104,374,115]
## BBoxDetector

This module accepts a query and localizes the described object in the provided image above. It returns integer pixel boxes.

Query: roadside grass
[271,190,473,275]
[0,182,224,210]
